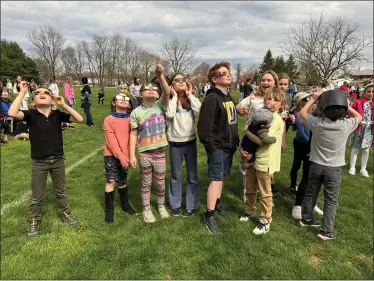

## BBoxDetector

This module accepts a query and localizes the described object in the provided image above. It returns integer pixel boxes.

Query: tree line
[1,12,371,87]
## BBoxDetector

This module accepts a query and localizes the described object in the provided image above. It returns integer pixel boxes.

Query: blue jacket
[0,99,12,115]
[294,113,310,143]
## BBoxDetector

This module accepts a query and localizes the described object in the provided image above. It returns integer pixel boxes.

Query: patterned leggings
[138,149,166,210]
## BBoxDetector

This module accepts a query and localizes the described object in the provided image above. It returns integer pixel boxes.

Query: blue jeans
[81,103,93,126]
[168,140,199,211]
[207,148,234,181]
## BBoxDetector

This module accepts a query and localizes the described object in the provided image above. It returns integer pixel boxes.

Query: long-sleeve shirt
[103,115,131,167]
[294,113,310,143]
[165,94,201,143]
[64,83,74,101]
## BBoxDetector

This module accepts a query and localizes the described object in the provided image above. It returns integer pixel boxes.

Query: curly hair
[207,61,231,86]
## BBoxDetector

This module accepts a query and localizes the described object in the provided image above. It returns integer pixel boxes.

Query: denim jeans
[168,140,199,211]
[82,103,93,126]
[302,162,343,233]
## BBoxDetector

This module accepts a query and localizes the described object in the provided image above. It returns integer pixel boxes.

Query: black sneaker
[317,230,336,241]
[272,185,282,196]
[27,218,39,238]
[300,218,321,227]
[239,213,253,222]
[202,212,222,235]
[171,208,180,217]
[182,209,196,217]
[61,212,78,226]
[215,202,229,217]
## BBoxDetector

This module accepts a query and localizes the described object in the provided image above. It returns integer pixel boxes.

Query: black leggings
[0,122,10,135]
[290,138,311,206]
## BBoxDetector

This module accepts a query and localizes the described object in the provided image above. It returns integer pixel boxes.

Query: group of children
[6,59,370,241]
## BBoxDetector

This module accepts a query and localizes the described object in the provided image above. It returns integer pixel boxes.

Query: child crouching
[103,94,136,223]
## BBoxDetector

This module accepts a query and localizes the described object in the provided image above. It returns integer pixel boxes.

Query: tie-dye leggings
[138,149,166,210]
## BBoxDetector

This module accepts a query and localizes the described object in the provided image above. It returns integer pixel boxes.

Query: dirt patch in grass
[309,254,324,267]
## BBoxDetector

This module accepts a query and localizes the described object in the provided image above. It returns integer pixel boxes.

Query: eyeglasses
[215,71,230,78]
[142,86,158,91]
[172,78,187,83]
[115,95,130,101]
[33,89,52,96]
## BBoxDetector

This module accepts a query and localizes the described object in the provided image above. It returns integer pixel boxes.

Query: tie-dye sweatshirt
[130,100,168,153]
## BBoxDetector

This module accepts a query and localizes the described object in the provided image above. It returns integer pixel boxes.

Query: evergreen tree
[274,55,286,75]
[285,54,299,82]
[0,39,40,83]
[259,49,275,73]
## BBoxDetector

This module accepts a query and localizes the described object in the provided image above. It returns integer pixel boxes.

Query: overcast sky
[1,1,373,69]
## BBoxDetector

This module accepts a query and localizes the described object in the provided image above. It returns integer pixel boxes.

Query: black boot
[118,187,136,215]
[105,191,114,223]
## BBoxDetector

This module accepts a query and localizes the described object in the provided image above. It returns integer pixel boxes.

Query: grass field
[1,87,373,279]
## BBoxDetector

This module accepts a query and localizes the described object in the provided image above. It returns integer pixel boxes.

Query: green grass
[1,88,373,279]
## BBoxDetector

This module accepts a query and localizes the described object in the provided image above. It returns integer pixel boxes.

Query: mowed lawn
[1,88,373,280]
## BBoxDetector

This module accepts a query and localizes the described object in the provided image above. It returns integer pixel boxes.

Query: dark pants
[302,162,343,233]
[0,122,10,135]
[98,95,104,104]
[290,139,310,188]
[82,103,93,126]
[29,157,71,222]
[295,157,310,206]
[133,98,140,109]
[168,140,199,210]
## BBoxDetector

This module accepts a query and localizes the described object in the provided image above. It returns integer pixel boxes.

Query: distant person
[98,87,105,104]
[339,81,349,94]
[80,77,94,127]
[129,77,142,108]
[243,78,254,99]
[14,76,29,110]
[288,81,296,97]
[30,80,37,92]
[6,79,13,94]
[64,76,75,108]
[49,78,59,110]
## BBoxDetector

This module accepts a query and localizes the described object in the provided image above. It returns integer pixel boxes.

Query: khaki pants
[28,157,70,222]
[244,166,273,223]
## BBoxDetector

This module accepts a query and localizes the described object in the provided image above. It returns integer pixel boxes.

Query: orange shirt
[103,115,131,167]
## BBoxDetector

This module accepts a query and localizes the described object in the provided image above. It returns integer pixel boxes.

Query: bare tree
[192,62,210,84]
[27,25,66,80]
[234,63,242,85]
[61,42,86,81]
[161,38,196,74]
[284,13,373,82]
[139,51,156,83]
[128,40,142,77]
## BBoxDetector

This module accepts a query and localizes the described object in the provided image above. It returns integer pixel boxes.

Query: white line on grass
[1,147,103,216]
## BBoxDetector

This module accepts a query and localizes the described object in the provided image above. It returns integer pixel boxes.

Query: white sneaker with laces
[360,169,369,178]
[142,209,156,223]
[313,205,324,216]
[158,205,170,219]
[252,218,270,235]
[348,167,356,175]
[292,206,302,220]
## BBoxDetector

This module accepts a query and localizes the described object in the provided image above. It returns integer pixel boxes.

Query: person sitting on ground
[240,107,276,171]
[14,120,29,141]
[0,88,13,143]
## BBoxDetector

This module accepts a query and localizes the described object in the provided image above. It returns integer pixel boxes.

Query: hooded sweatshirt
[197,86,239,152]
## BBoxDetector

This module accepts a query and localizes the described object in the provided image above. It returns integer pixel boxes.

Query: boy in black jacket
[197,62,239,235]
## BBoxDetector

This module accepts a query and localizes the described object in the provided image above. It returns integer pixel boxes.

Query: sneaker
[182,209,196,217]
[239,213,253,222]
[142,209,156,223]
[252,219,270,235]
[158,205,170,219]
[61,212,78,226]
[171,208,180,217]
[360,169,369,178]
[289,186,297,195]
[313,205,324,216]
[348,167,356,175]
[317,230,336,241]
[272,186,282,196]
[215,202,229,217]
[27,218,39,238]
[202,212,222,235]
[292,206,302,220]
[300,218,321,227]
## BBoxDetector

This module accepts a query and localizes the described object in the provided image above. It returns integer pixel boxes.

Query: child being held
[240,107,276,170]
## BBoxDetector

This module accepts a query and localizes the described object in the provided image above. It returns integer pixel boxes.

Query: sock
[216,198,222,206]
[205,209,215,217]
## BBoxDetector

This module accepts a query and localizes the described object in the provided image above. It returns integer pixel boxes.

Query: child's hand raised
[19,81,29,94]
[169,86,177,97]
[311,91,322,100]
[155,56,163,77]
[54,96,66,107]
[186,82,192,97]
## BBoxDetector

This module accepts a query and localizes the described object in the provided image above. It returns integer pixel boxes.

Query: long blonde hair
[66,76,73,88]
[253,70,279,98]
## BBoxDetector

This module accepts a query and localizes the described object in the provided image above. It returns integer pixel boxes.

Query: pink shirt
[64,83,74,101]
[103,116,131,167]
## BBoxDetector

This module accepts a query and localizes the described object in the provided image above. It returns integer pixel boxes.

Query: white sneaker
[158,205,170,219]
[348,167,356,175]
[360,169,369,178]
[253,218,270,235]
[142,209,156,223]
[313,205,324,216]
[292,206,302,220]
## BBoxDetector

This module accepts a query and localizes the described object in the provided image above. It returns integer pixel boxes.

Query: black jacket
[197,86,239,152]
[243,83,253,98]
